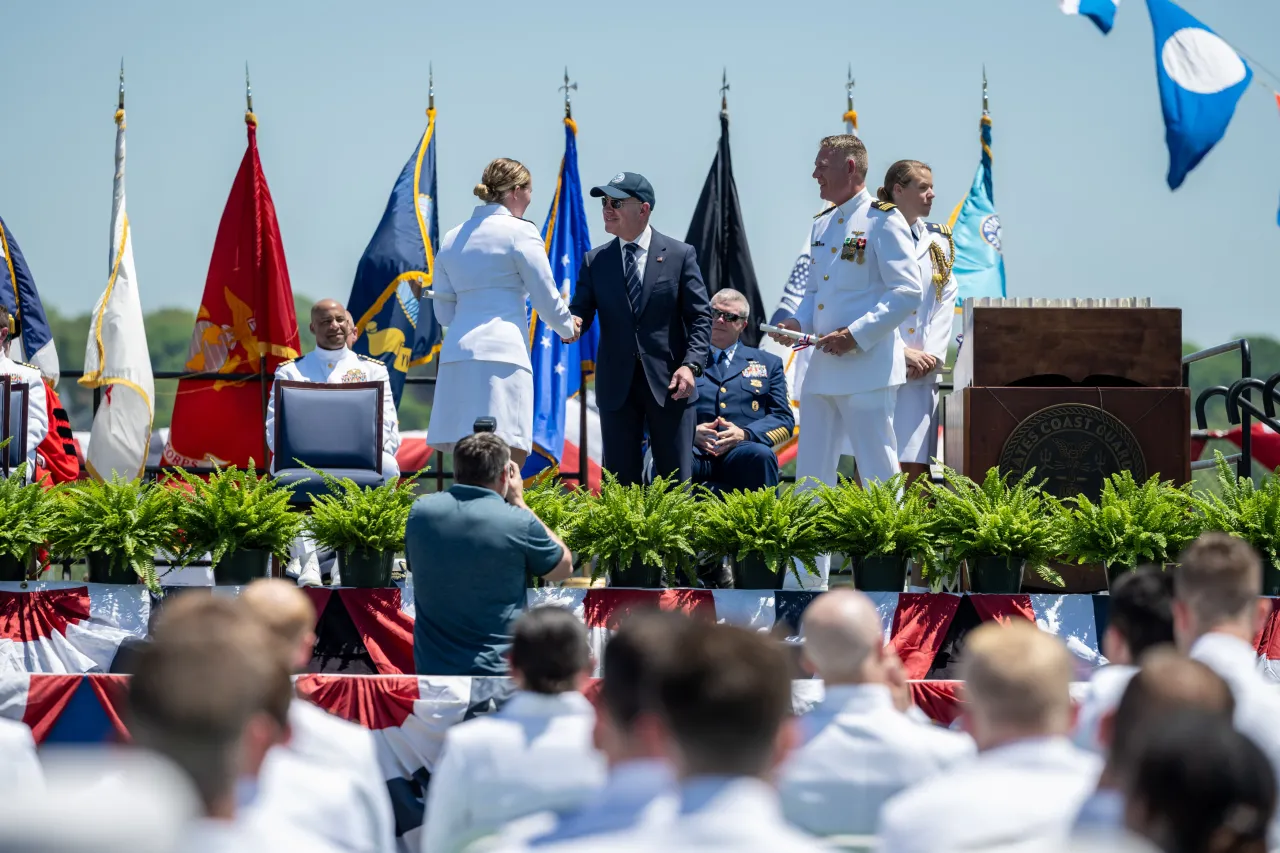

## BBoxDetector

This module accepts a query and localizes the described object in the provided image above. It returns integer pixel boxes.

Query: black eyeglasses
[713,309,744,323]
[600,197,640,210]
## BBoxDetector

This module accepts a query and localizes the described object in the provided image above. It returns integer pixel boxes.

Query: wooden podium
[942,299,1191,499]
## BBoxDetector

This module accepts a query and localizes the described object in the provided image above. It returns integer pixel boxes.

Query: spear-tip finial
[428,63,435,111]
[245,62,254,113]
[720,68,730,114]
[118,58,125,111]
[846,63,854,111]
[982,64,989,114]
[559,67,578,118]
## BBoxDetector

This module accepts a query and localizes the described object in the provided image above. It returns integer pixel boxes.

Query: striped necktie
[624,242,643,315]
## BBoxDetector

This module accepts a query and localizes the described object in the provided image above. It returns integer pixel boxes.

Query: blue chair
[271,380,386,506]
[1,377,29,480]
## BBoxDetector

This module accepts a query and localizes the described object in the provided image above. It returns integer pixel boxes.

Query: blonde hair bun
[475,158,531,206]
[473,182,492,201]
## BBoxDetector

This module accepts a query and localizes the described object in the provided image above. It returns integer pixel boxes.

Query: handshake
[563,316,583,344]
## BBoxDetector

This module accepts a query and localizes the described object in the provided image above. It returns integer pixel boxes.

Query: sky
[3,0,1279,348]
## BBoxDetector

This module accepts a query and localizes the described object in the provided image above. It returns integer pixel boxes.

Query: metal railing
[1184,339,1252,479]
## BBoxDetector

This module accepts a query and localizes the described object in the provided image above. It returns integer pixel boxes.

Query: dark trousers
[691,441,781,492]
[600,362,695,486]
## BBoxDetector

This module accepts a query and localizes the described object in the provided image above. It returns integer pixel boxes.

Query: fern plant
[523,477,585,540]
[927,467,1066,587]
[1197,451,1280,572]
[697,482,825,584]
[48,476,178,592]
[0,463,56,570]
[305,469,419,554]
[171,461,303,566]
[567,474,700,586]
[1063,471,1201,571]
[816,474,938,569]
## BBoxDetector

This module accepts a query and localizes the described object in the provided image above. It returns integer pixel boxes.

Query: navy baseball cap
[590,172,655,209]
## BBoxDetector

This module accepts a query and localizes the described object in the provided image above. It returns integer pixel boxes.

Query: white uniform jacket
[877,736,1102,853]
[778,684,975,836]
[794,190,924,397]
[0,353,48,478]
[421,690,605,853]
[265,346,400,476]
[900,221,958,386]
[432,204,574,369]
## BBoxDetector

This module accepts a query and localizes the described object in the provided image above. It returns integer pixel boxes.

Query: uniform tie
[717,350,728,365]
[624,242,643,315]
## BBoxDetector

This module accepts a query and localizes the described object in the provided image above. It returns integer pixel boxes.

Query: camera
[473,416,498,434]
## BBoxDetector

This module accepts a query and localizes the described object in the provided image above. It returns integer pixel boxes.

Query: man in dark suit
[694,288,794,492]
[567,172,711,485]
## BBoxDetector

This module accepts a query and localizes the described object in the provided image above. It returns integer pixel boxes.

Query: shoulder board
[277,357,298,368]
[869,200,897,213]
[17,361,37,371]
[358,354,383,365]
[925,222,952,236]
[813,205,837,219]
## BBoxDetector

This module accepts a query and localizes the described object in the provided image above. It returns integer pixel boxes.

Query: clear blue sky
[4,0,1278,347]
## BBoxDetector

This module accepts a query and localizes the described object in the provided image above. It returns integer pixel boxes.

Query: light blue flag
[523,117,599,480]
[1060,0,1119,34]
[1147,0,1251,190]
[947,108,1006,307]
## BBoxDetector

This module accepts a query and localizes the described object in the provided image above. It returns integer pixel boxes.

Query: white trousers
[787,386,901,590]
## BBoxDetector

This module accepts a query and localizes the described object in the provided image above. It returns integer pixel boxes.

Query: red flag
[162,114,300,468]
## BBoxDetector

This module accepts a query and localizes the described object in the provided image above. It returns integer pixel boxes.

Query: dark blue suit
[570,229,711,485]
[693,344,794,491]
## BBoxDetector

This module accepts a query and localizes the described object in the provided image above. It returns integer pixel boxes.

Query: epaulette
[813,205,837,219]
[358,354,382,365]
[277,357,298,368]
[13,360,38,371]
[925,222,952,236]
[869,200,897,213]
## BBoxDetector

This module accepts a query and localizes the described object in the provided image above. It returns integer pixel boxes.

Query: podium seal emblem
[998,403,1146,499]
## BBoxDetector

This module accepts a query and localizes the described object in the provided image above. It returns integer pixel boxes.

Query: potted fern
[1198,452,1280,594]
[0,463,56,581]
[816,474,937,592]
[1062,470,1201,586]
[523,478,586,584]
[172,462,302,585]
[305,470,418,588]
[928,467,1065,593]
[48,476,177,592]
[568,474,699,588]
[697,483,824,589]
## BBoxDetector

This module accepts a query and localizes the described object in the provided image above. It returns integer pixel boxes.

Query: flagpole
[561,67,589,489]
[844,64,857,134]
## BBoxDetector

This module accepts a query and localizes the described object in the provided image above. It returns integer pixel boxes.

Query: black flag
[684,110,766,346]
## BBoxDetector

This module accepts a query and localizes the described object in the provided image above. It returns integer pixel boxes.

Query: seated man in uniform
[692,289,794,492]
[0,305,48,482]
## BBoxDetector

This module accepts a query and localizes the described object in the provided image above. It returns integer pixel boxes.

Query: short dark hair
[1109,567,1175,658]
[510,606,590,694]
[1175,533,1262,627]
[656,622,791,777]
[454,432,511,487]
[601,610,689,730]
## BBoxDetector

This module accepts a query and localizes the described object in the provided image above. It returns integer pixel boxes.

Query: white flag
[80,108,154,481]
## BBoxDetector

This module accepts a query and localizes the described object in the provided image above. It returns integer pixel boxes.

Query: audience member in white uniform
[1073,568,1174,755]
[0,716,43,793]
[1075,649,1234,837]
[422,606,604,853]
[878,621,1101,853]
[778,590,974,836]
[240,579,396,853]
[1174,533,1280,848]
[128,595,342,853]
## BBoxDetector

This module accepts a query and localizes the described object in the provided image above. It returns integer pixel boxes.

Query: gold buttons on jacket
[818,303,825,310]
[720,402,727,409]
[823,275,829,281]
[831,247,837,254]
[908,328,916,334]
[837,218,844,224]
[720,387,727,393]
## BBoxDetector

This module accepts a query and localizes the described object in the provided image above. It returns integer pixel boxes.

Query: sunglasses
[600,197,641,210]
[713,309,745,323]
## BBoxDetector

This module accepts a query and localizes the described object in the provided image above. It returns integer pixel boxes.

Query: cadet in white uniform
[0,306,48,481]
[430,158,574,465]
[878,160,958,482]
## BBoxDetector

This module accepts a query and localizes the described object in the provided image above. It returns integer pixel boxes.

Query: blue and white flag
[1060,0,1119,34]
[947,109,1006,307]
[523,117,598,481]
[348,108,442,405]
[1147,0,1252,190]
[0,215,59,384]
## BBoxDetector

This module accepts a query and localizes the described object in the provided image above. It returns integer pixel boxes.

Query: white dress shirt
[616,225,653,283]
[421,690,605,853]
[778,683,975,836]
[877,736,1102,853]
[708,341,739,368]
[0,351,48,479]
[1072,664,1139,755]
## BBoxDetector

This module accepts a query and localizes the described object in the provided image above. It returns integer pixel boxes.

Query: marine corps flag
[162,108,300,469]
[347,100,442,406]
[0,216,60,384]
[684,82,766,346]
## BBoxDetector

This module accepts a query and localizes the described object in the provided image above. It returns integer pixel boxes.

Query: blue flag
[947,109,1006,307]
[0,215,59,383]
[1060,0,1119,34]
[348,108,442,405]
[1147,0,1251,190]
[523,117,599,480]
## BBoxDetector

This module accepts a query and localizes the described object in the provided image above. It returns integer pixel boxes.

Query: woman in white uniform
[878,160,957,484]
[429,158,576,466]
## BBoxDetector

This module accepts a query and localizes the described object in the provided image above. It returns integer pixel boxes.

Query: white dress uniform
[894,220,958,465]
[265,345,400,478]
[877,736,1102,853]
[429,203,575,454]
[421,690,605,853]
[777,684,975,837]
[1071,663,1138,755]
[0,351,48,481]
[0,717,42,792]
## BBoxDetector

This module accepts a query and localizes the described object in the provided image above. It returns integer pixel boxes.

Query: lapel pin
[656,256,663,262]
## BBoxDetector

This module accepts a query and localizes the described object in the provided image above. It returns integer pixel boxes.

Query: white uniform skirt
[427,360,533,453]
[894,380,939,465]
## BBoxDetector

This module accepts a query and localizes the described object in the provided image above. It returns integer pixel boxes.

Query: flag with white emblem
[523,116,597,481]
[1059,0,1120,34]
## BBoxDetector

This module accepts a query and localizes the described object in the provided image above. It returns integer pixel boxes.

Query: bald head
[800,590,886,683]
[310,299,350,350]
[961,621,1074,748]
[241,579,317,673]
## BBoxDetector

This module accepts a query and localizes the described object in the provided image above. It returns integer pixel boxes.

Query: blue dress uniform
[693,343,794,491]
